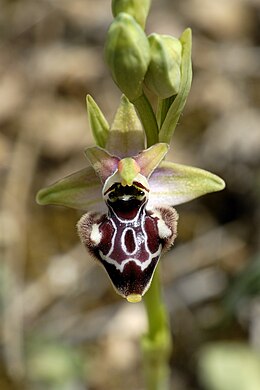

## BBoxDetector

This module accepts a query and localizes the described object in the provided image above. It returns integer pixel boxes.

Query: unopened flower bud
[145,33,182,99]
[105,13,150,102]
[112,0,151,29]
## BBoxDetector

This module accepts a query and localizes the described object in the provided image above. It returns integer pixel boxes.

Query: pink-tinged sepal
[36,167,105,212]
[148,161,225,208]
[85,147,120,183]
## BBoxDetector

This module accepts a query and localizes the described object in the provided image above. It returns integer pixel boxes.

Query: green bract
[112,0,151,29]
[159,28,192,142]
[105,12,150,102]
[145,34,182,99]
[86,95,109,148]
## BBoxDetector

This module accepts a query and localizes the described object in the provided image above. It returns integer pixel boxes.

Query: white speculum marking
[99,246,162,273]
[98,207,162,273]
[121,227,137,255]
[90,223,102,245]
[151,209,171,239]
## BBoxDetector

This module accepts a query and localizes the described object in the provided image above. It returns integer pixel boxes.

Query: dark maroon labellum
[77,180,178,300]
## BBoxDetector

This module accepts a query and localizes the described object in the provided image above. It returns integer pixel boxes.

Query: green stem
[132,90,172,390]
[142,269,172,390]
[156,96,176,129]
[132,92,159,147]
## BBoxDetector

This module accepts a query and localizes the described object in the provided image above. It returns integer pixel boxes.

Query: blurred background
[0,0,260,389]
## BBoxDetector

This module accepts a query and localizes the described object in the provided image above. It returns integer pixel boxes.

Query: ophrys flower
[37,96,225,302]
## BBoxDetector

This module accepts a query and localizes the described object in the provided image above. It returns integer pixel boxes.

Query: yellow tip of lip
[126,294,142,303]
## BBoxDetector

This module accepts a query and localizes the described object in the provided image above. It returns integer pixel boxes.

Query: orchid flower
[37,96,225,303]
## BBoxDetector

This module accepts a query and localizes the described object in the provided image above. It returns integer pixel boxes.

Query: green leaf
[148,161,225,207]
[86,95,109,148]
[159,28,192,143]
[36,167,104,211]
[106,95,145,157]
